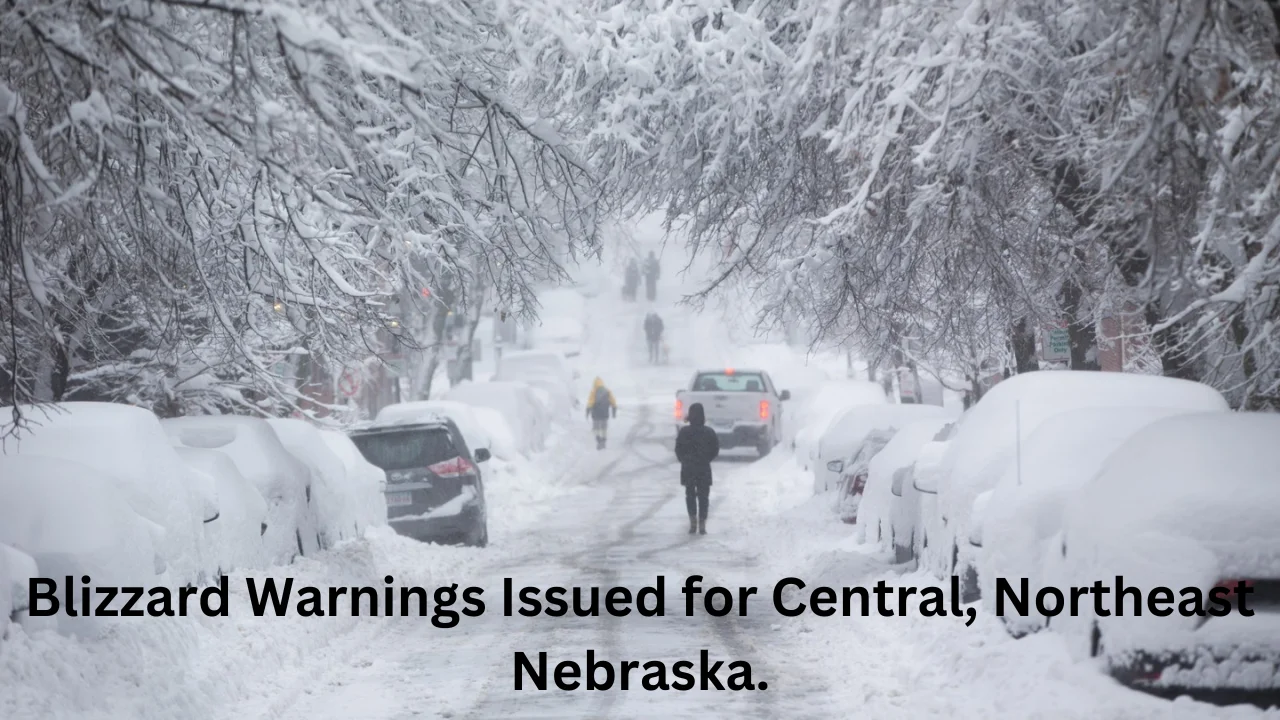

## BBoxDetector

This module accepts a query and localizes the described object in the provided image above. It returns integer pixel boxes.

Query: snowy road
[205,268,1279,720]
[224,297,838,719]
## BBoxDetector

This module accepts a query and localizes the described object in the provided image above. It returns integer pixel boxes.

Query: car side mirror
[780,390,791,401]
[826,459,844,473]
[912,467,939,494]
[474,448,491,463]
[890,468,907,497]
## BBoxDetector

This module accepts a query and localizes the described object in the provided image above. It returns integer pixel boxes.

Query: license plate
[385,491,413,507]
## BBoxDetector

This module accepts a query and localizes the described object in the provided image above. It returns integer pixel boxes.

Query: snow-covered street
[6,258,1277,720]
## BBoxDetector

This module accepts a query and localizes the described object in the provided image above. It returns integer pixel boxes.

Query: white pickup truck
[675,368,791,456]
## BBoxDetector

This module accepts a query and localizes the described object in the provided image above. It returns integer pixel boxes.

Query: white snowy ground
[3,239,1278,719]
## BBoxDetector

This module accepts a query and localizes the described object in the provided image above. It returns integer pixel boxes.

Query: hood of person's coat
[591,377,605,392]
[687,403,706,426]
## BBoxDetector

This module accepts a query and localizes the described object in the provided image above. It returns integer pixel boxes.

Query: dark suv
[349,418,490,547]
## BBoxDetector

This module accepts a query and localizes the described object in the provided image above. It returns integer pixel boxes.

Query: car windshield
[692,372,767,392]
[350,428,457,471]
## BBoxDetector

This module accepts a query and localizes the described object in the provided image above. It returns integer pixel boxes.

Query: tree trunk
[1059,278,1100,370]
[1010,317,1041,374]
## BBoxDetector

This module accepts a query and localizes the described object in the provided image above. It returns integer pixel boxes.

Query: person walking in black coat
[675,402,720,535]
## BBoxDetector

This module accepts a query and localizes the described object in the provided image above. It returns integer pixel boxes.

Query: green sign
[1043,327,1071,362]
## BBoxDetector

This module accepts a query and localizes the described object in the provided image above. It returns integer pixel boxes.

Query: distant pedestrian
[675,402,719,535]
[623,259,641,302]
[643,252,660,301]
[643,312,665,364]
[586,377,618,450]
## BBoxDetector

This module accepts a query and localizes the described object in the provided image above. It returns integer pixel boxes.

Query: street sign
[1042,326,1071,362]
[338,369,361,397]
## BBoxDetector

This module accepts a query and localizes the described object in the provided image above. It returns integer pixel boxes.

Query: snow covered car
[816,403,953,496]
[377,400,492,455]
[267,418,366,549]
[443,380,548,454]
[855,417,954,557]
[1,543,37,628]
[317,429,389,535]
[976,405,1228,638]
[0,455,165,636]
[173,446,270,573]
[789,379,888,471]
[163,416,321,565]
[9,402,215,586]
[1043,412,1280,698]
[913,371,1230,603]
[492,349,579,419]
[675,368,791,457]
[349,417,491,547]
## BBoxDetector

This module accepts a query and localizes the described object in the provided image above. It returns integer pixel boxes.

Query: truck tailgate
[679,391,763,429]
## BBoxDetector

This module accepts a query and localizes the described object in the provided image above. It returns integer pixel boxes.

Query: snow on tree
[521,0,1280,409]
[1,0,599,432]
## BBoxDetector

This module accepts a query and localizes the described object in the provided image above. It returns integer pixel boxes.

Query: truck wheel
[757,434,773,457]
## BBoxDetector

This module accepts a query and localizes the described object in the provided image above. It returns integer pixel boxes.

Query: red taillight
[675,399,684,420]
[848,471,868,495]
[759,400,769,420]
[1215,579,1254,598]
[428,456,476,479]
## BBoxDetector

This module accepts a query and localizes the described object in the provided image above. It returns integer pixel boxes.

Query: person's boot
[688,516,697,535]
[698,518,707,535]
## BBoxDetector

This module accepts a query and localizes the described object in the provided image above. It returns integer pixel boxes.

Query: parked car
[163,416,321,565]
[443,380,548,454]
[10,402,214,586]
[349,417,491,547]
[816,403,953,496]
[855,417,954,558]
[0,454,165,636]
[492,349,579,418]
[975,405,1225,638]
[675,368,791,457]
[1045,412,1280,698]
[173,446,270,574]
[912,371,1230,603]
[376,400,492,456]
[789,379,888,471]
[1,543,37,628]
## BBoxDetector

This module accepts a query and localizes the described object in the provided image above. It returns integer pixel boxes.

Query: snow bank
[0,529,484,720]
[163,416,320,565]
[7,402,212,586]
[0,455,161,636]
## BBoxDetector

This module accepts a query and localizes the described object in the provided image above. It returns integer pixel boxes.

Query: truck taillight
[1215,578,1255,598]
[759,400,769,420]
[675,399,684,420]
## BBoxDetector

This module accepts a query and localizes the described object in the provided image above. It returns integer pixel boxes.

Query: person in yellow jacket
[586,377,618,449]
